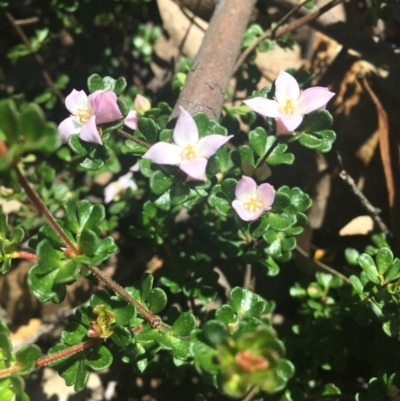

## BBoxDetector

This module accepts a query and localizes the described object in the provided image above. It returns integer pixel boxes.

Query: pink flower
[243,70,335,132]
[124,95,151,130]
[104,170,138,204]
[142,106,233,181]
[232,176,275,221]
[58,89,123,145]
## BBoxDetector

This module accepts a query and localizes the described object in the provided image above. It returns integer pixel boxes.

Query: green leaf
[249,214,270,238]
[147,288,167,313]
[229,287,267,318]
[376,248,393,275]
[79,228,99,256]
[111,325,132,348]
[86,345,113,371]
[87,74,105,93]
[15,344,42,375]
[62,322,87,345]
[358,254,380,284]
[113,77,127,95]
[345,248,360,265]
[202,320,228,346]
[190,330,220,374]
[249,127,268,156]
[272,192,291,211]
[215,305,236,325]
[138,118,159,144]
[0,99,18,142]
[150,170,173,195]
[0,320,12,360]
[302,110,333,131]
[221,178,237,200]
[172,312,196,337]
[385,259,400,281]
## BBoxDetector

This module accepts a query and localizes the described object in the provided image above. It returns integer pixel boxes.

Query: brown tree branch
[171,0,258,120]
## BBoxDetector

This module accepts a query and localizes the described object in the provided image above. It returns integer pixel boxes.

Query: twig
[14,163,165,328]
[234,0,344,74]
[271,0,400,67]
[5,12,64,104]
[14,17,39,26]
[243,264,255,291]
[337,154,392,237]
[295,244,350,284]
[273,0,312,32]
[242,386,259,401]
[116,129,151,149]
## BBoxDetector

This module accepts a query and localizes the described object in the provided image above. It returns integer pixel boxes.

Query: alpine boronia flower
[142,106,233,181]
[232,176,275,221]
[58,88,123,145]
[243,70,335,133]
[104,165,138,204]
[124,94,152,130]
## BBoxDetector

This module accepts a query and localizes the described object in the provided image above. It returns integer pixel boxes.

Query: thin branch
[5,12,64,104]
[234,0,344,73]
[35,338,102,368]
[116,129,151,149]
[337,153,392,237]
[14,17,39,26]
[242,386,259,401]
[295,244,350,284]
[12,251,37,261]
[14,164,79,254]
[14,163,165,328]
[273,0,312,32]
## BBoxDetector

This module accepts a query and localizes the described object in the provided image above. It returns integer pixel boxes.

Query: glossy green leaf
[202,320,228,346]
[147,288,167,313]
[376,248,393,275]
[87,74,105,93]
[358,254,380,284]
[150,170,173,195]
[172,312,196,337]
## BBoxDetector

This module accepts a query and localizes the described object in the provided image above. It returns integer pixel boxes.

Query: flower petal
[124,110,139,130]
[235,176,257,202]
[79,115,103,144]
[173,106,199,148]
[196,134,233,158]
[275,118,295,136]
[256,183,275,210]
[104,183,119,204]
[279,114,303,131]
[118,172,135,188]
[65,89,89,114]
[90,90,123,124]
[179,158,208,181]
[142,142,182,165]
[296,87,335,115]
[58,116,81,143]
[243,98,280,118]
[232,200,264,221]
[134,94,151,113]
[274,71,300,103]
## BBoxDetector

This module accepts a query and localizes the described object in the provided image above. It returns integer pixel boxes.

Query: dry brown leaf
[338,215,374,236]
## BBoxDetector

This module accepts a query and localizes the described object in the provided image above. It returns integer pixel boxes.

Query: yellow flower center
[75,107,92,124]
[281,99,296,115]
[181,144,197,160]
[244,196,263,213]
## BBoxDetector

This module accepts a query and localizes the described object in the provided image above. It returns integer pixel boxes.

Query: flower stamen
[281,99,295,115]
[181,144,197,160]
[76,107,92,124]
[244,196,263,213]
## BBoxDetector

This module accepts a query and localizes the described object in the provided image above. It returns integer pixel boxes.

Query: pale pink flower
[124,95,151,130]
[232,176,275,221]
[59,89,123,145]
[142,106,233,181]
[104,171,138,204]
[243,70,335,132]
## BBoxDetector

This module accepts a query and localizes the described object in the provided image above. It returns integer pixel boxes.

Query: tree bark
[171,0,258,121]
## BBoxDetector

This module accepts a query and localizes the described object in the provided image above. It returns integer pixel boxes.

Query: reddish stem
[0,140,7,157]
[35,338,102,368]
[13,251,38,261]
[14,165,80,255]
